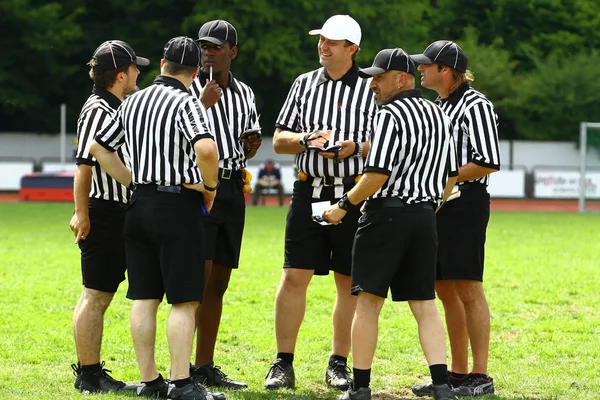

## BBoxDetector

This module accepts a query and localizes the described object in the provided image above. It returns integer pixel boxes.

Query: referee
[410,40,500,397]
[69,39,148,394]
[324,48,459,400]
[90,36,221,400]
[264,15,376,391]
[188,19,261,390]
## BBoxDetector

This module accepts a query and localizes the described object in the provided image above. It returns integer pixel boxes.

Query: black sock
[171,377,192,388]
[277,352,294,366]
[142,374,164,386]
[352,368,371,390]
[80,363,101,375]
[200,361,214,369]
[429,364,449,386]
[329,354,347,365]
[449,371,467,387]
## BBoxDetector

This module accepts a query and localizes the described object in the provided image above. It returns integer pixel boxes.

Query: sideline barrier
[534,167,600,199]
[0,160,35,190]
[488,167,527,198]
[20,172,74,202]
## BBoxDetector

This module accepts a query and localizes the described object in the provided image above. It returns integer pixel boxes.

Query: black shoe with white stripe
[190,364,247,390]
[326,359,352,391]
[433,384,458,400]
[454,374,494,397]
[77,361,130,394]
[136,375,169,398]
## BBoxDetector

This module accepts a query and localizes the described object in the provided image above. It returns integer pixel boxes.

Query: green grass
[0,203,599,399]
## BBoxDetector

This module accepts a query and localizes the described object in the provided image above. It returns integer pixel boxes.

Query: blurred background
[1,0,600,204]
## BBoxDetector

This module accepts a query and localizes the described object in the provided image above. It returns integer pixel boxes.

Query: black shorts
[203,175,245,269]
[123,184,206,304]
[78,198,127,293]
[436,183,490,281]
[283,180,361,276]
[351,199,437,302]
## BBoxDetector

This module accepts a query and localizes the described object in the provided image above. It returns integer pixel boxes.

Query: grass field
[0,203,599,400]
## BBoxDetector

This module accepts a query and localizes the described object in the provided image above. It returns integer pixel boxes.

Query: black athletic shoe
[190,364,247,390]
[412,381,434,397]
[326,359,352,391]
[72,363,82,390]
[167,381,226,400]
[136,375,169,398]
[337,387,371,400]
[433,384,458,400]
[454,374,494,397]
[78,362,127,394]
[264,358,295,390]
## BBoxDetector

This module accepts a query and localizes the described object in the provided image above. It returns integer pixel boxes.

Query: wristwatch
[337,193,355,210]
[203,181,219,192]
[298,133,311,150]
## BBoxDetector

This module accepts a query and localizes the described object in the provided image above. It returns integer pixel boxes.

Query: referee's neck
[162,72,195,89]
[326,60,353,81]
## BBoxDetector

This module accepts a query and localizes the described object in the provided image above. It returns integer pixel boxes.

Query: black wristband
[203,181,219,192]
[352,142,359,156]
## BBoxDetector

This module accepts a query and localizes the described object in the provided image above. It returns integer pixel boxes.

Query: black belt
[219,168,242,180]
[365,197,435,211]
[305,175,357,187]
[134,183,184,194]
[459,182,485,191]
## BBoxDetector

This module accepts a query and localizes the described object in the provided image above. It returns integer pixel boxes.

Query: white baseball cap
[308,15,361,46]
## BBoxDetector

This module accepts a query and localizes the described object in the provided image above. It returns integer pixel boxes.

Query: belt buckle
[221,168,232,179]
[322,177,335,187]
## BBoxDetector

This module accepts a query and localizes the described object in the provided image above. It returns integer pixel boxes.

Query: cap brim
[308,29,322,36]
[135,56,150,66]
[358,67,386,78]
[198,36,227,45]
[410,54,433,64]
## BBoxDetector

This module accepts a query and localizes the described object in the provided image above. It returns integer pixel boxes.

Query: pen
[209,65,213,81]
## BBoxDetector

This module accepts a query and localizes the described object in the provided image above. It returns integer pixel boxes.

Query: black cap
[89,40,149,70]
[163,36,201,67]
[410,40,468,72]
[359,48,416,77]
[198,20,238,47]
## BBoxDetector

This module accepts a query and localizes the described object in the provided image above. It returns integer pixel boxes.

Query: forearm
[346,172,388,205]
[90,142,132,187]
[73,164,92,215]
[273,128,305,154]
[195,138,219,187]
[457,162,498,182]
[361,141,371,158]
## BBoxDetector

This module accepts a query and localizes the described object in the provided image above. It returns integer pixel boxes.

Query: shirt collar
[153,75,188,92]
[198,69,240,93]
[316,63,359,88]
[92,86,121,110]
[390,89,423,103]
[438,82,470,106]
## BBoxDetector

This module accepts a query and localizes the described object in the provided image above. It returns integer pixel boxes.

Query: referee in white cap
[323,48,458,400]
[410,40,500,398]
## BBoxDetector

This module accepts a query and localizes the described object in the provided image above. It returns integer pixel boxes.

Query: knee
[455,281,484,304]
[82,289,114,311]
[280,270,311,292]
[435,282,458,303]
[210,278,230,298]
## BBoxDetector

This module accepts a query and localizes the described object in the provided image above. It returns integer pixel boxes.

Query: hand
[201,80,222,109]
[321,140,355,160]
[183,182,217,212]
[323,204,347,225]
[243,133,262,152]
[306,130,331,148]
[69,212,90,244]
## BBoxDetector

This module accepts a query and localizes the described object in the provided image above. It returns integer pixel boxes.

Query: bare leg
[194,263,232,367]
[408,299,447,366]
[168,301,200,380]
[130,299,161,382]
[351,292,385,369]
[72,292,84,359]
[456,280,490,374]
[436,280,469,374]
[331,273,357,358]
[73,287,114,365]
[274,268,313,353]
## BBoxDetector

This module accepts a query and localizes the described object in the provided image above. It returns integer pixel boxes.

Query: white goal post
[579,122,600,213]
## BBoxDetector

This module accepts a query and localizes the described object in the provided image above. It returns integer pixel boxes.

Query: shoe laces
[71,363,82,377]
[265,361,287,380]
[329,360,351,380]
[97,361,122,384]
[211,365,231,381]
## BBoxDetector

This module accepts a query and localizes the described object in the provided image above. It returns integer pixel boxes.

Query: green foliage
[1,203,600,399]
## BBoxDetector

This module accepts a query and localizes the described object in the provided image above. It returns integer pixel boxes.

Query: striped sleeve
[95,107,125,152]
[364,110,401,176]
[177,97,213,146]
[465,102,500,170]
[275,77,302,132]
[76,107,109,165]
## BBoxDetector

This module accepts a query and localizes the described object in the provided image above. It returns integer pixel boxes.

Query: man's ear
[160,59,166,68]
[230,45,238,60]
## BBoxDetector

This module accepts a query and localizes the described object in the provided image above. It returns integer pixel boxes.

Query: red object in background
[19,172,74,202]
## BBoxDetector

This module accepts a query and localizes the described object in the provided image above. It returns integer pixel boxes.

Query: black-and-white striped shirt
[365,90,458,204]
[95,75,213,186]
[189,70,258,170]
[436,82,500,186]
[76,87,131,204]
[276,64,376,178]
